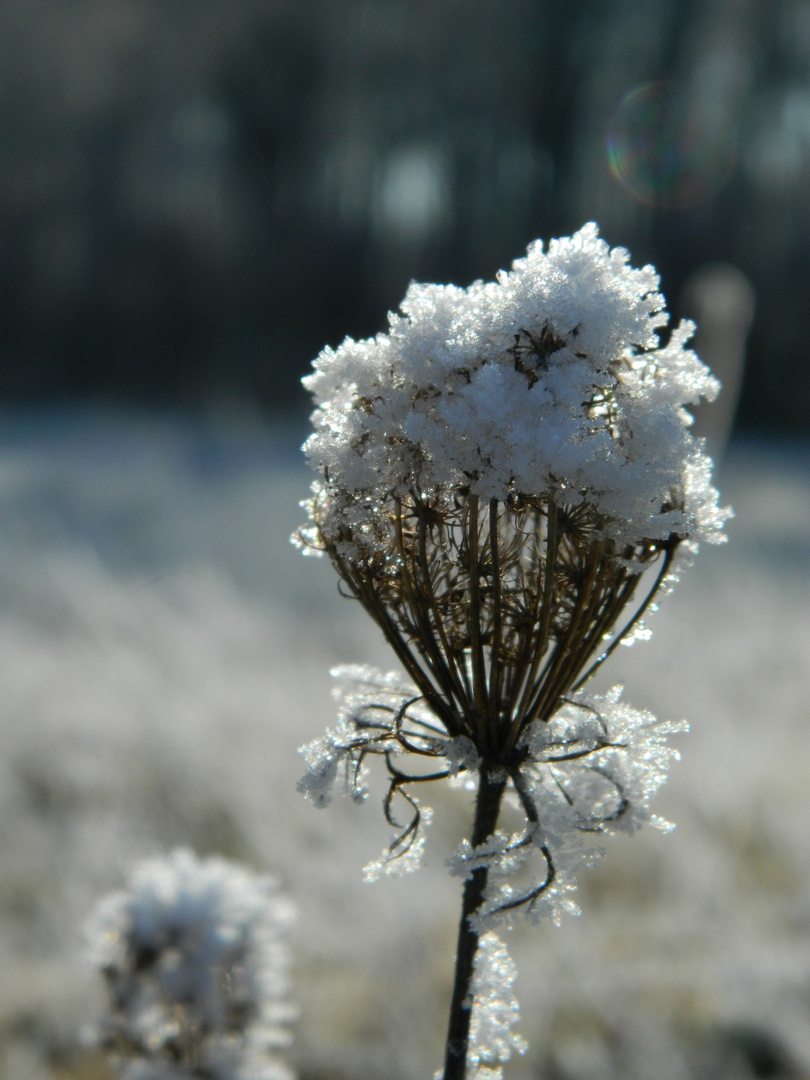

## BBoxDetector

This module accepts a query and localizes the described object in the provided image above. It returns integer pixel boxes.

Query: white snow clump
[300,223,727,561]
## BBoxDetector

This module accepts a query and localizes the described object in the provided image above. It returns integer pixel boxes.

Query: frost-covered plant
[294,224,728,1079]
[86,848,296,1080]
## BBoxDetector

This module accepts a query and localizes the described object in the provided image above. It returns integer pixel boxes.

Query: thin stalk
[558,568,640,690]
[395,505,463,713]
[466,495,489,747]
[508,500,559,739]
[417,513,470,712]
[488,499,504,726]
[501,505,544,718]
[442,764,507,1080]
[571,543,677,691]
[523,542,604,726]
[341,561,462,736]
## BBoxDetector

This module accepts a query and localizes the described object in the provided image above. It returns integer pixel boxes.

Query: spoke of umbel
[321,493,678,759]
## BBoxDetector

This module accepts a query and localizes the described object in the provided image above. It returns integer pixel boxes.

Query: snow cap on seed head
[300,224,727,561]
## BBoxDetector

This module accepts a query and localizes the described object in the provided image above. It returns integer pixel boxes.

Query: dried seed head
[296,225,728,760]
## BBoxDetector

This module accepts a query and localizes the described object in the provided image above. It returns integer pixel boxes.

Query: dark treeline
[0,0,807,434]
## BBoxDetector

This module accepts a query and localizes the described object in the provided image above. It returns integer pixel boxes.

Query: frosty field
[0,409,808,1080]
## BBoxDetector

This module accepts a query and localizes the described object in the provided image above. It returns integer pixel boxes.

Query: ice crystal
[297,664,444,809]
[467,933,528,1079]
[86,848,296,1080]
[431,932,527,1080]
[458,687,687,929]
[523,686,688,837]
[446,834,529,883]
[443,735,483,777]
[298,666,462,874]
[363,812,433,882]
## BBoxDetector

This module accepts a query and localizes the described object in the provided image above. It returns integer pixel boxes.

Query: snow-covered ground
[0,408,808,1080]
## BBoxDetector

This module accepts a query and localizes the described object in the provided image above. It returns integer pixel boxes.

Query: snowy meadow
[0,409,808,1080]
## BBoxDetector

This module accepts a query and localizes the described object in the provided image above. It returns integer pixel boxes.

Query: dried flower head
[296,224,726,775]
[86,848,296,1080]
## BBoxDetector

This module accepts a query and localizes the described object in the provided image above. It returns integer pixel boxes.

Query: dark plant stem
[442,764,507,1080]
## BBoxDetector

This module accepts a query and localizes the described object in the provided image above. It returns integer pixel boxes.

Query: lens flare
[607,82,736,208]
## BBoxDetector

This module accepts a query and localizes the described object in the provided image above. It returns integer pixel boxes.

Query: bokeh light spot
[607,82,737,208]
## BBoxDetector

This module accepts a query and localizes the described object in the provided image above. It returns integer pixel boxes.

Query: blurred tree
[0,0,806,435]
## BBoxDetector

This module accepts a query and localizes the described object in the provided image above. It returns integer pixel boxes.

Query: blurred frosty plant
[86,848,296,1080]
[294,223,729,1079]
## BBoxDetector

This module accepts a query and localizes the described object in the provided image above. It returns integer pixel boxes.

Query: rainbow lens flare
[607,82,736,209]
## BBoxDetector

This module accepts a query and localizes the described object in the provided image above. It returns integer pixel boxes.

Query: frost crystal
[444,736,482,777]
[523,686,687,837]
[86,848,296,1080]
[466,933,528,1079]
[299,666,452,872]
[363,811,433,882]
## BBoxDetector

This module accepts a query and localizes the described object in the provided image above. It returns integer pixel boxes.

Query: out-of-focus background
[0,0,807,435]
[0,3,809,1080]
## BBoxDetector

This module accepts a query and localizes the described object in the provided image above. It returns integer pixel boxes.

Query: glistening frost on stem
[467,932,528,1080]
[433,932,526,1080]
